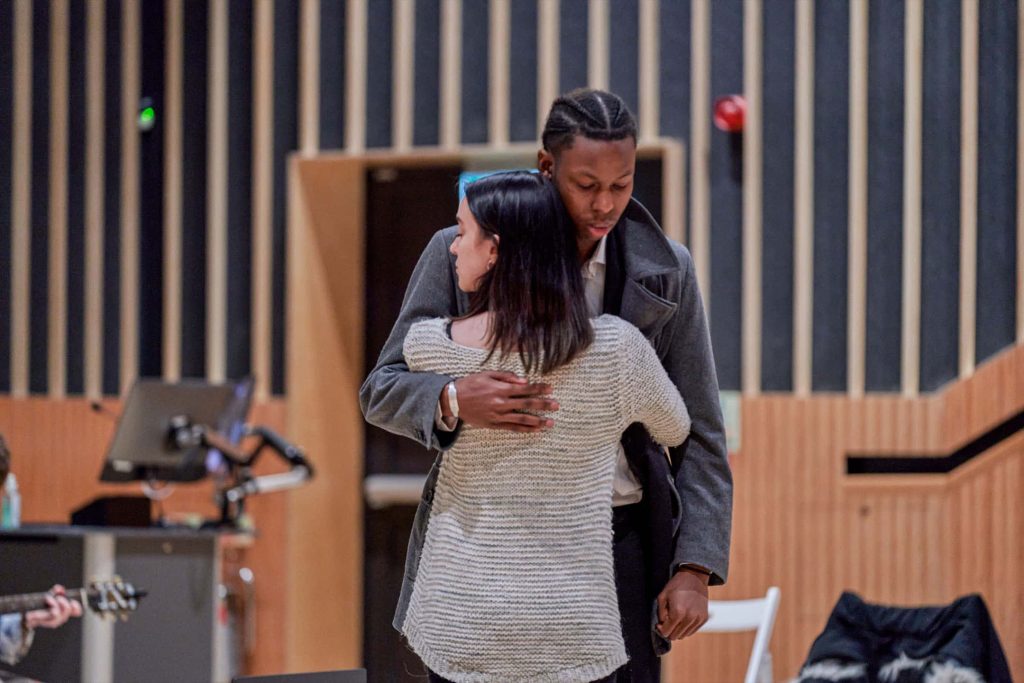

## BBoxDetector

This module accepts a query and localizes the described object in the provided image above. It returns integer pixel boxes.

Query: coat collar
[610,198,681,281]
[603,199,680,339]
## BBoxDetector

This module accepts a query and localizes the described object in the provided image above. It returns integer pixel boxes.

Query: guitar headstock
[85,578,147,621]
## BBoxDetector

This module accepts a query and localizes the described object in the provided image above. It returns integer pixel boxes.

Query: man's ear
[537,149,554,178]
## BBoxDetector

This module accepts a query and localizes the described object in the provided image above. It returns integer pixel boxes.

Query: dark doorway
[362,164,462,681]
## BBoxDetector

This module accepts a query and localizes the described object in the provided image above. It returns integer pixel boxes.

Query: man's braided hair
[541,88,638,154]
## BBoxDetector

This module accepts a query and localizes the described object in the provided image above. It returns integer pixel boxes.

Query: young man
[360,89,732,681]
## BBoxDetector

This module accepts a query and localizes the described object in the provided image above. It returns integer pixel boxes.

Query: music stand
[100,377,313,528]
[100,378,254,483]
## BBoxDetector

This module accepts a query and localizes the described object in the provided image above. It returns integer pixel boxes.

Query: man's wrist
[675,563,712,584]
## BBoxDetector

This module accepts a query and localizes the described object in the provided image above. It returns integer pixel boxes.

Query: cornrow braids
[541,88,638,154]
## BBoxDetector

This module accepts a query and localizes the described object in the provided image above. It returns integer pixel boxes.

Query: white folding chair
[699,586,782,683]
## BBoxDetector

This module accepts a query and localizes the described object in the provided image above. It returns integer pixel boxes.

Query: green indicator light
[138,106,156,132]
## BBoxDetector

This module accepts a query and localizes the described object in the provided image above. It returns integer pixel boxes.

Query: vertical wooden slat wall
[2,0,1019,402]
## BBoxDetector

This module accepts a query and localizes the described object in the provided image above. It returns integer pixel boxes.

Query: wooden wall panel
[947,341,1024,445]
[285,155,366,671]
[665,344,1024,681]
[0,396,288,678]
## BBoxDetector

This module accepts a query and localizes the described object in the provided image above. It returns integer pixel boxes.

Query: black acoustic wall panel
[509,0,538,143]
[761,0,796,392]
[708,0,743,391]
[865,0,905,392]
[976,0,1018,366]
[0,0,15,393]
[319,0,345,150]
[460,0,488,144]
[558,0,588,94]
[102,0,123,395]
[811,0,850,392]
[413,0,440,147]
[920,0,961,392]
[65,0,87,395]
[181,0,209,379]
[30,0,51,393]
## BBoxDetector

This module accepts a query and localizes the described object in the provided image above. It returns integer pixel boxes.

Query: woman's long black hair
[462,171,593,375]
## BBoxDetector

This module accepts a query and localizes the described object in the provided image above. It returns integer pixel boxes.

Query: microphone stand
[166,416,315,529]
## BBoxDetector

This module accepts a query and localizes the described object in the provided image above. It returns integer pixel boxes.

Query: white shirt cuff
[435,400,457,432]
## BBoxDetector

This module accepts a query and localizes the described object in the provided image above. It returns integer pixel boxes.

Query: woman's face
[450,197,498,293]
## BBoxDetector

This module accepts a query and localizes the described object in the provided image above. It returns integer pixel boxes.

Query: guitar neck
[0,588,86,616]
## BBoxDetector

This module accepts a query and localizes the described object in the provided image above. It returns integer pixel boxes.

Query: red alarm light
[713,95,746,133]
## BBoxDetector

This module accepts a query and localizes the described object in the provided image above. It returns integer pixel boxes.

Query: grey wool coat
[359,198,733,656]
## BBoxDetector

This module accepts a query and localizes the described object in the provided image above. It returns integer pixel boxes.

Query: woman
[399,172,690,682]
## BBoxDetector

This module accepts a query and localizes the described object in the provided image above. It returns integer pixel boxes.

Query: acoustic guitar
[0,579,146,621]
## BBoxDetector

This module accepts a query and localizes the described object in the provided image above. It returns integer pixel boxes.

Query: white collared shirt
[581,237,644,506]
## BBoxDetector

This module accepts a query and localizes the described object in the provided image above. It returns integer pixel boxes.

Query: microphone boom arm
[222,426,315,503]
[167,417,315,527]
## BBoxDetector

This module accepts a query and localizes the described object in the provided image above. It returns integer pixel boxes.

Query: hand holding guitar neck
[0,579,146,624]
[22,585,81,630]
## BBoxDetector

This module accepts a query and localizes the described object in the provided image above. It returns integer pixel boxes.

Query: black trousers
[609,502,661,682]
[427,503,660,683]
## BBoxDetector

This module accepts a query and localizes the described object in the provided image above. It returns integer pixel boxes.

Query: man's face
[538,136,636,259]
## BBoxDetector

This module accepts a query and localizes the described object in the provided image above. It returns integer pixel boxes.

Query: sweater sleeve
[402,320,437,373]
[619,321,691,448]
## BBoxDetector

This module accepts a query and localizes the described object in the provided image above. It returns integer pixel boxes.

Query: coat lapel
[604,202,679,343]
[620,279,677,341]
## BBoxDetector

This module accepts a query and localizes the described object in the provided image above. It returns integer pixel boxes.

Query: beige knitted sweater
[400,314,691,683]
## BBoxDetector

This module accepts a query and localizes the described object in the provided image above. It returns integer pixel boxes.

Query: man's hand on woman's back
[444,372,559,432]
